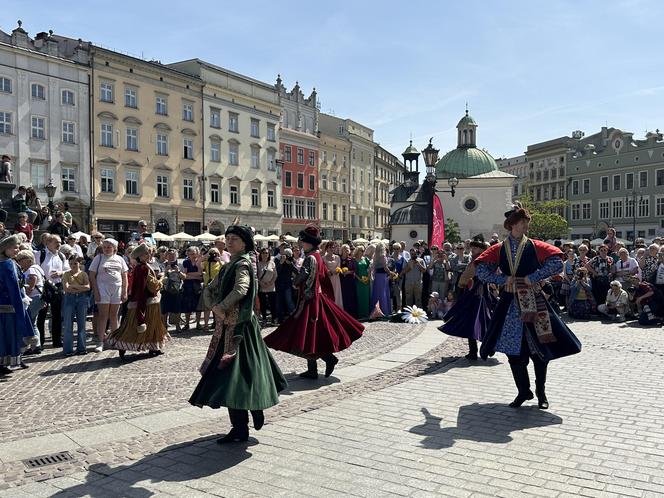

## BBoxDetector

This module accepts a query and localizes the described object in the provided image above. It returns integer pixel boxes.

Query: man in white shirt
[87,232,104,258]
[34,234,70,348]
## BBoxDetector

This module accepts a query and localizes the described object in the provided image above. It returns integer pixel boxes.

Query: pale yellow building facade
[318,132,351,241]
[89,47,204,239]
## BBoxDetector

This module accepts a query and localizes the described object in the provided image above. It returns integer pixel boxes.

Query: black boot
[534,359,549,409]
[465,339,478,360]
[322,354,338,378]
[218,409,249,444]
[251,410,265,430]
[508,362,534,408]
[299,358,318,379]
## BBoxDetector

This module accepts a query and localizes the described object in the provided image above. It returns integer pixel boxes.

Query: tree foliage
[444,218,462,244]
[518,195,569,240]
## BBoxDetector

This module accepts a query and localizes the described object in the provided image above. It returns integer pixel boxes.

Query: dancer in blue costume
[439,235,496,360]
[475,203,582,410]
[0,235,34,374]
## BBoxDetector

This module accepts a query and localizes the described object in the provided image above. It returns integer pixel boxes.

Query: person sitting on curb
[597,280,629,322]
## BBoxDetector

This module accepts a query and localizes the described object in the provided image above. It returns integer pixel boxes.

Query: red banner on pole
[431,194,445,247]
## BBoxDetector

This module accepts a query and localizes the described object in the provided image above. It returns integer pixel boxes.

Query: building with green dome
[390,110,516,243]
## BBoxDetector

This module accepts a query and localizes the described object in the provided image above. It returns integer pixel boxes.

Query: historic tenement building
[374,145,404,239]
[319,114,375,240]
[274,77,319,235]
[0,22,90,228]
[567,126,664,241]
[496,154,528,199]
[318,131,351,241]
[168,60,282,235]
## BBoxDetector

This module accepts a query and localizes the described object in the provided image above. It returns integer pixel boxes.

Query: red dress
[264,250,364,356]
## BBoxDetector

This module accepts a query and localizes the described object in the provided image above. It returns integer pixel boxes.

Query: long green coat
[189,253,287,410]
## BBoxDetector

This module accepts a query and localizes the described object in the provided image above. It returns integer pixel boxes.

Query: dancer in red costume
[264,226,364,379]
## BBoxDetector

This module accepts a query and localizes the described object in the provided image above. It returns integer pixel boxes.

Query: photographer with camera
[567,267,596,319]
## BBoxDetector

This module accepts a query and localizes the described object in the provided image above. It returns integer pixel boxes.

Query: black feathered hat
[299,225,322,246]
[503,201,531,230]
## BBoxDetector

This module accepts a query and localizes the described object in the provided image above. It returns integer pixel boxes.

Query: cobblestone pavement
[3,318,664,497]
[0,320,423,444]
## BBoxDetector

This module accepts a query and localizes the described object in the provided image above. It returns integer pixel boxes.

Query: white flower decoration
[401,305,428,324]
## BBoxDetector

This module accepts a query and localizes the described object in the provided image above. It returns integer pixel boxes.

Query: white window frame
[156,96,168,115]
[571,203,580,221]
[267,123,276,141]
[61,166,77,193]
[228,112,239,133]
[295,199,305,219]
[210,141,220,162]
[183,102,194,122]
[307,200,316,220]
[183,138,194,159]
[31,83,46,100]
[126,127,138,151]
[599,200,610,219]
[297,148,304,165]
[0,77,11,93]
[321,174,328,190]
[61,89,75,106]
[210,108,221,128]
[229,184,240,205]
[183,177,194,200]
[297,173,304,190]
[322,202,328,220]
[124,86,137,108]
[156,133,168,156]
[309,174,315,191]
[308,151,315,167]
[101,123,113,147]
[250,118,260,138]
[229,142,239,166]
[655,196,664,217]
[251,147,260,169]
[31,162,48,189]
[156,175,169,198]
[284,146,292,163]
[625,172,634,190]
[572,180,579,196]
[656,169,664,187]
[638,196,649,218]
[62,121,76,144]
[612,198,623,219]
[582,201,592,220]
[284,171,292,188]
[0,111,12,134]
[639,170,648,189]
[31,116,46,139]
[283,198,293,218]
[600,176,608,193]
[267,189,275,208]
[125,170,140,195]
[210,183,220,204]
[251,186,260,207]
[582,178,590,195]
[100,82,114,103]
[100,168,115,193]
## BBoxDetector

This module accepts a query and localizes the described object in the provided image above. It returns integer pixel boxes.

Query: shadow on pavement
[279,374,340,395]
[422,355,501,377]
[410,404,562,449]
[54,436,254,497]
[38,353,156,376]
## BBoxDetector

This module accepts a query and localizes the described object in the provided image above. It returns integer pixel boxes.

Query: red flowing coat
[264,250,364,356]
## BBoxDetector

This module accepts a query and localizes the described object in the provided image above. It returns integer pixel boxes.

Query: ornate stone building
[374,145,404,239]
[0,22,90,228]
[275,77,319,235]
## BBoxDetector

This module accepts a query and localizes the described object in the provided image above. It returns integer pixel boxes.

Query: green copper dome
[435,146,499,178]
[457,111,477,128]
[402,140,419,156]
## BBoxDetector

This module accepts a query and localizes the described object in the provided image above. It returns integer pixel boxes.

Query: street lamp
[421,138,439,181]
[44,178,57,211]
[625,189,643,243]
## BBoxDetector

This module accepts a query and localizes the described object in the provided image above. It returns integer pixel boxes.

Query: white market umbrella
[590,238,605,246]
[71,231,89,241]
[353,238,369,244]
[152,231,173,242]
[284,235,298,243]
[266,234,280,242]
[369,239,382,244]
[617,238,632,246]
[172,231,195,241]
[254,234,268,242]
[195,232,217,241]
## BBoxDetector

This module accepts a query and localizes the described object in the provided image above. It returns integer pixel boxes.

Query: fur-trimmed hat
[0,234,20,256]
[131,243,150,261]
[503,201,531,230]
[299,225,322,246]
[225,224,255,252]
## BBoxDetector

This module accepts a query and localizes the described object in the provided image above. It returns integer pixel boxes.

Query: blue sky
[4,0,663,159]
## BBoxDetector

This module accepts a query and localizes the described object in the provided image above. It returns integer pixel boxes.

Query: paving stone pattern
[0,321,423,445]
[3,319,664,497]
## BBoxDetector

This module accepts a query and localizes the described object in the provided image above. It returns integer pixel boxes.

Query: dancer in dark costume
[439,236,496,360]
[475,203,582,409]
[265,226,364,379]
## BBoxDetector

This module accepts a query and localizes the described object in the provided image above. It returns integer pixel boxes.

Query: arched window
[463,129,468,144]
[468,130,473,144]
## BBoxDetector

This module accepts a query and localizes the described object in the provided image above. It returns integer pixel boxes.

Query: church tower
[456,109,478,148]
